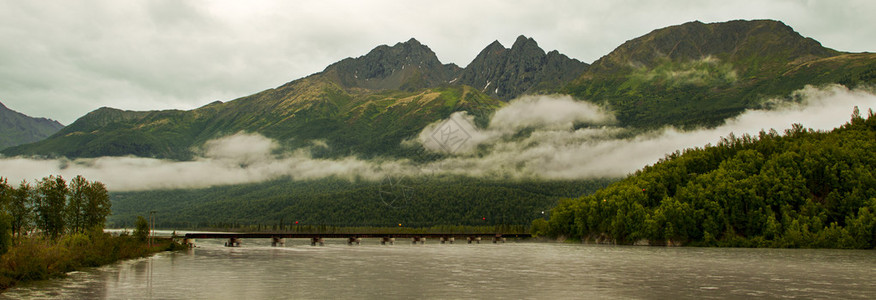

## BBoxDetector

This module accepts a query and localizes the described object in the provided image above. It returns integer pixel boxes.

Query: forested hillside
[109,178,614,228]
[540,110,876,248]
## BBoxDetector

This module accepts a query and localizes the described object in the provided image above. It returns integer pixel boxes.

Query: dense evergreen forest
[110,178,615,229]
[538,109,876,248]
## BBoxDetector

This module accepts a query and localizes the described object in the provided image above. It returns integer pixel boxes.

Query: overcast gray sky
[2,0,874,124]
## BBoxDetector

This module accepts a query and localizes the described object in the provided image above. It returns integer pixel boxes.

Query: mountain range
[4,19,876,160]
[0,101,64,150]
[4,19,874,228]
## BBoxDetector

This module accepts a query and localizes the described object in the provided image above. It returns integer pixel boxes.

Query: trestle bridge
[182,232,531,247]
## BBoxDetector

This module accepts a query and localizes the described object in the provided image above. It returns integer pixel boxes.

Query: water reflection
[2,240,875,299]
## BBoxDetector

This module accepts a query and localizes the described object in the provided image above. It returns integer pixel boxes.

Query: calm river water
[2,237,875,299]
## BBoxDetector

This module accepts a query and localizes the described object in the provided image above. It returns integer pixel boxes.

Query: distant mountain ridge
[568,19,876,128]
[4,19,876,159]
[0,101,64,150]
[1,34,579,159]
[321,35,588,99]
[587,20,837,74]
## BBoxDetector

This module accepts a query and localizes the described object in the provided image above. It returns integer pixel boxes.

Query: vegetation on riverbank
[0,230,179,290]
[0,175,183,291]
[538,110,876,249]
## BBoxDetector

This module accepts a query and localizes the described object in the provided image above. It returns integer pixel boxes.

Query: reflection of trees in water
[130,258,153,298]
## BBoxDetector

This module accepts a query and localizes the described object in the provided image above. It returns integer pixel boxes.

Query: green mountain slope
[542,112,876,248]
[0,101,64,150]
[6,20,876,160]
[567,20,876,128]
[4,77,499,159]
[2,19,875,233]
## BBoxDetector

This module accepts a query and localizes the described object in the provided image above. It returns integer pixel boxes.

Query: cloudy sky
[2,0,875,124]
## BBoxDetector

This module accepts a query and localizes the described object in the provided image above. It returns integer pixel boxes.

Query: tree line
[0,175,111,252]
[109,177,614,229]
[0,175,183,290]
[537,108,876,249]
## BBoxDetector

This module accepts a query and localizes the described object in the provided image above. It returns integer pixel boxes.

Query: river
[2,236,875,299]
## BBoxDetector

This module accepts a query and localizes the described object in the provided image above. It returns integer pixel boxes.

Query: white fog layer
[1,85,874,191]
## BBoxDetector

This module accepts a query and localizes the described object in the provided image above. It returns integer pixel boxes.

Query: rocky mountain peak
[458,35,587,100]
[321,38,459,91]
[511,35,542,52]
[403,37,422,46]
[482,40,506,54]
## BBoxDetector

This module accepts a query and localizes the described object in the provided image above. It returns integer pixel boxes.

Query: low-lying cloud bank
[0,134,416,191]
[1,85,874,191]
[418,86,876,179]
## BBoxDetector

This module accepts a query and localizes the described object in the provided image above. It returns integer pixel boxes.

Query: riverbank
[0,229,183,291]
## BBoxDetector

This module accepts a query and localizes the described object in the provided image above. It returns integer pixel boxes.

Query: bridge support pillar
[310,237,324,246]
[440,237,455,244]
[347,237,361,245]
[467,237,481,244]
[380,237,395,245]
[411,236,425,244]
[493,236,506,244]
[182,238,196,248]
[225,237,241,247]
[271,237,285,247]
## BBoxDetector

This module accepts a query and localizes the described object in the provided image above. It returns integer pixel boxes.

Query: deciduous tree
[35,175,68,239]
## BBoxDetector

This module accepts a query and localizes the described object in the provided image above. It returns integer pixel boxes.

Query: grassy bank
[0,229,183,291]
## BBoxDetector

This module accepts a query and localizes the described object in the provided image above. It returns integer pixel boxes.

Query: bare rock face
[458,35,588,100]
[321,35,587,100]
[322,38,461,91]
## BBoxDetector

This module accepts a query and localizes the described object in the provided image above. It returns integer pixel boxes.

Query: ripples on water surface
[2,238,875,299]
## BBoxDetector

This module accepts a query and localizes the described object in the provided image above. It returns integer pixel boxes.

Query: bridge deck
[184,233,531,239]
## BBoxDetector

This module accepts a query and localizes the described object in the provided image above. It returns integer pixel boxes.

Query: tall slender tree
[67,175,88,233]
[35,175,68,239]
[0,177,9,210]
[0,178,12,254]
[9,180,33,238]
